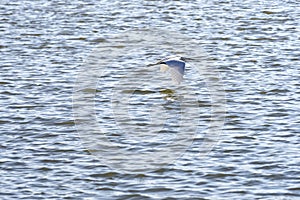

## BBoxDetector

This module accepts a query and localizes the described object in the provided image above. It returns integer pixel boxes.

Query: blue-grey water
[1,0,299,199]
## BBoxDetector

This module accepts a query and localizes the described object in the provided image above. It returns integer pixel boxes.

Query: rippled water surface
[1,0,299,199]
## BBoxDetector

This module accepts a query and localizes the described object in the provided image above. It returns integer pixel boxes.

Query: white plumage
[148,55,187,84]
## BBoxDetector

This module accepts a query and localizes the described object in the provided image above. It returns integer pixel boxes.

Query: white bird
[148,55,191,84]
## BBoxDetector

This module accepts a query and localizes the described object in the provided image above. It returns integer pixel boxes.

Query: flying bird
[148,55,191,84]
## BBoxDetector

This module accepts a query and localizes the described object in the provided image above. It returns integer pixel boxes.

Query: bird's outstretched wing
[168,61,185,84]
[169,67,184,84]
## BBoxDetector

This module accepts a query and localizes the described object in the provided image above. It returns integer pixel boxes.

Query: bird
[148,55,191,84]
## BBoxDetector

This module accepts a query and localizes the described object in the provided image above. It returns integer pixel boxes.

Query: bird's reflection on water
[159,88,182,102]
[121,88,182,102]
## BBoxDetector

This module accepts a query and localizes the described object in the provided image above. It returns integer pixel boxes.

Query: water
[1,0,299,199]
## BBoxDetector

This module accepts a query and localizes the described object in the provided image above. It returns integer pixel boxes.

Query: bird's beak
[147,61,161,67]
[147,63,157,67]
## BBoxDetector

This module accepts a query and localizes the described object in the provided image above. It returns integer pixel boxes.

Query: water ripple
[0,0,299,199]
